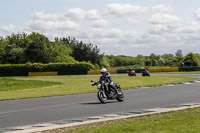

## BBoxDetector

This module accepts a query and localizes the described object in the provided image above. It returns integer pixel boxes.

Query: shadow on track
[81,101,118,105]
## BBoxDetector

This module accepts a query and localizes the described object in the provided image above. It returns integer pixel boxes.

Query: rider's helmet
[101,68,107,75]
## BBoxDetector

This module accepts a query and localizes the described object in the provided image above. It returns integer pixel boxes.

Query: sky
[1,0,200,56]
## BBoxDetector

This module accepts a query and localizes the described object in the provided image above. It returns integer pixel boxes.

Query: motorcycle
[91,80,124,103]
[127,70,136,77]
[142,70,150,77]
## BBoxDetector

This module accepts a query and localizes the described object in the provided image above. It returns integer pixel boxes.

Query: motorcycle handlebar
[92,83,97,86]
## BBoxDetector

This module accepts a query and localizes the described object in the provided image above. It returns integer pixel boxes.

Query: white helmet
[101,68,107,74]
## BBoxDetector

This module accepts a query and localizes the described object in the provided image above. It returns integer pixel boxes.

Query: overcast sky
[1,0,200,56]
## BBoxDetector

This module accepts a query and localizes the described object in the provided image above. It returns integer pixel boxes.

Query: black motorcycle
[142,70,150,77]
[91,80,124,103]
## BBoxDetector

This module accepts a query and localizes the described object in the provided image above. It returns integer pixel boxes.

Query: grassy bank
[62,107,200,133]
[0,77,62,91]
[0,76,197,101]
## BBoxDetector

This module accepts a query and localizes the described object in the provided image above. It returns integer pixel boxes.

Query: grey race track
[0,74,200,129]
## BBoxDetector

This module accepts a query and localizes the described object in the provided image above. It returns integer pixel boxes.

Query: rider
[141,67,148,73]
[128,68,134,76]
[97,68,117,96]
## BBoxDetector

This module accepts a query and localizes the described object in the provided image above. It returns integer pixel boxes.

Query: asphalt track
[0,74,200,130]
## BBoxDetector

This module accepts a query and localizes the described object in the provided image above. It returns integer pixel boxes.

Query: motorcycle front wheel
[116,90,124,102]
[97,90,107,103]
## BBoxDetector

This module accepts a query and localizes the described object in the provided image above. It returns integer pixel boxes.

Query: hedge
[0,62,95,74]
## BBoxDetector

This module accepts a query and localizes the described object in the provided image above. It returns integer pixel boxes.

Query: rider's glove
[92,83,96,86]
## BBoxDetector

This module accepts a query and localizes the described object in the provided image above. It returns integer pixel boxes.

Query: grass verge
[0,77,62,91]
[59,107,200,133]
[151,71,200,74]
[0,76,197,101]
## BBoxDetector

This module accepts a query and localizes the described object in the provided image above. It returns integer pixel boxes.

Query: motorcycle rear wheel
[97,90,107,103]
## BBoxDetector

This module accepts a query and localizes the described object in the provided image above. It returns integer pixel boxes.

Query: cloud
[105,3,149,17]
[152,5,175,14]
[1,3,200,56]
[194,8,200,20]
[25,20,80,31]
[91,19,108,27]
[104,3,149,25]
[64,8,101,20]
[76,28,123,39]
[0,25,15,34]
[23,10,80,32]
[32,10,63,21]
[148,13,183,25]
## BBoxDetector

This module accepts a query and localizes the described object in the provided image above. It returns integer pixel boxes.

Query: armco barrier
[58,70,87,75]
[179,67,200,71]
[28,72,58,76]
[88,70,117,75]
[117,69,143,73]
[148,67,179,73]
[0,72,28,76]
[2,67,199,77]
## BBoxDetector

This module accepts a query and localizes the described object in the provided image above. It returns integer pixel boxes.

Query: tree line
[105,51,200,68]
[0,32,103,67]
[0,32,200,68]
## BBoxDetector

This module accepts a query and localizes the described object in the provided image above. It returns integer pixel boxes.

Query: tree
[100,56,110,68]
[5,43,24,64]
[25,33,50,63]
[25,33,75,63]
[181,52,200,66]
[161,54,175,66]
[175,49,183,58]
[48,39,75,63]
[136,54,145,67]
[149,53,159,66]
[3,33,30,64]
[0,33,78,64]
[175,49,183,66]
[0,37,6,63]
[195,53,200,60]
[62,37,103,66]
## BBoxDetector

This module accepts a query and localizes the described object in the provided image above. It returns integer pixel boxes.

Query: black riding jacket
[98,72,113,84]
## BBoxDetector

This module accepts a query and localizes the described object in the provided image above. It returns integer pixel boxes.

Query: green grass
[0,77,63,91]
[0,76,197,101]
[152,71,200,74]
[64,107,200,133]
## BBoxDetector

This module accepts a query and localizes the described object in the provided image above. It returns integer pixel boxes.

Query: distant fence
[0,67,200,76]
[87,70,117,75]
[117,67,200,73]
[0,72,28,77]
[179,67,200,71]
[117,69,143,73]
[0,71,88,76]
